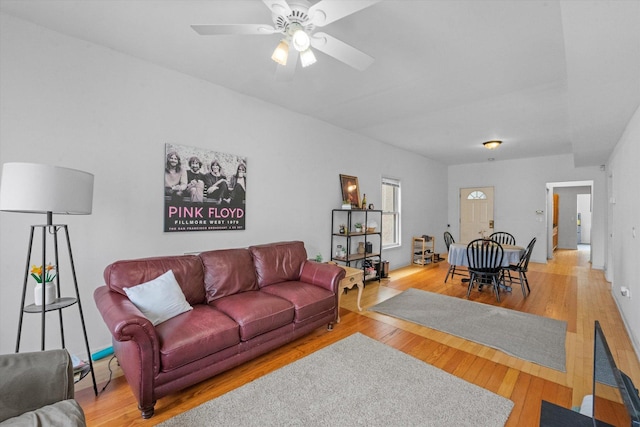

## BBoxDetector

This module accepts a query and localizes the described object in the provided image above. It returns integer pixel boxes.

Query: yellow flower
[30,263,56,283]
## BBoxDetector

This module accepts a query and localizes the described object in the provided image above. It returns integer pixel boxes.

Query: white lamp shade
[271,39,289,65]
[300,48,317,68]
[0,163,94,214]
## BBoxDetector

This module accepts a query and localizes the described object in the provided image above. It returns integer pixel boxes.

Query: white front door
[460,187,494,243]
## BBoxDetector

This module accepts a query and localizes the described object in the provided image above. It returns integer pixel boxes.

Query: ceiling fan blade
[191,24,277,36]
[310,32,374,71]
[275,49,299,81]
[308,0,382,27]
[262,0,292,18]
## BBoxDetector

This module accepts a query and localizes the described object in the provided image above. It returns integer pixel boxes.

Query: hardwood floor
[76,247,640,426]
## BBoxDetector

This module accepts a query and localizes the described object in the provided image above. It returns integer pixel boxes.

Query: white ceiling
[1,0,639,166]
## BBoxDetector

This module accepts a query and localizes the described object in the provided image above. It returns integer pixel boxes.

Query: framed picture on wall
[164,143,246,232]
[339,174,361,209]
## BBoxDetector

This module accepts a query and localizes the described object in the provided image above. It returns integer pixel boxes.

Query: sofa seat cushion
[156,305,239,372]
[210,291,294,341]
[260,281,335,322]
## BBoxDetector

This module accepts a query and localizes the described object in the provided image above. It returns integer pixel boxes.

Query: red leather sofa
[93,241,345,418]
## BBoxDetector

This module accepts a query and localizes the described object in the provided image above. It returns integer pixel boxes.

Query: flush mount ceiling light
[483,140,502,150]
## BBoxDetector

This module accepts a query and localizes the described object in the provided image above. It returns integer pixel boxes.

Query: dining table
[448,242,524,267]
[447,242,525,292]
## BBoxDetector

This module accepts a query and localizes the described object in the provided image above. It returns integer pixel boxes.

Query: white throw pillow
[123,270,193,326]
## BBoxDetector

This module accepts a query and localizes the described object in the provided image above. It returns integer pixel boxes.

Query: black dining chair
[444,231,467,282]
[489,231,516,246]
[466,239,504,302]
[501,237,536,297]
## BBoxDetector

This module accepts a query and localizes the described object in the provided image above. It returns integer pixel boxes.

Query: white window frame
[381,176,401,249]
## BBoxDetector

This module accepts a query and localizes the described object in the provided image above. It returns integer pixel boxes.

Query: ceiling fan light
[300,48,317,68]
[271,39,289,65]
[291,29,310,52]
[483,140,502,150]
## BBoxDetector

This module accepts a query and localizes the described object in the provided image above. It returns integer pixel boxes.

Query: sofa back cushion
[199,248,259,302]
[103,255,206,305]
[249,241,307,288]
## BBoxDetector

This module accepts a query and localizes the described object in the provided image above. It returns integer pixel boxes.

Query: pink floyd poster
[164,143,246,232]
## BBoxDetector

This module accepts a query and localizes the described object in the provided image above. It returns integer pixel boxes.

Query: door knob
[489,220,494,228]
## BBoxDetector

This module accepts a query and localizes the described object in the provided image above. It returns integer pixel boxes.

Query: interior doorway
[546,180,593,262]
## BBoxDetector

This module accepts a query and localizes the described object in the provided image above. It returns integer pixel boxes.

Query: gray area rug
[158,333,513,426]
[369,288,567,372]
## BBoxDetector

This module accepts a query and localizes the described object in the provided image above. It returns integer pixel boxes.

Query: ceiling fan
[191,0,381,80]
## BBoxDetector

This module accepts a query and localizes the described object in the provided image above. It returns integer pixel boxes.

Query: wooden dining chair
[466,239,504,302]
[500,237,536,297]
[444,231,467,282]
[489,231,516,245]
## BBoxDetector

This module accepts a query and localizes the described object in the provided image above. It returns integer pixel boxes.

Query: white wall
[0,14,447,357]
[447,155,606,267]
[607,105,640,354]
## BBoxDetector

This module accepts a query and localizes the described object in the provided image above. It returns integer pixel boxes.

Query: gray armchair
[0,349,86,426]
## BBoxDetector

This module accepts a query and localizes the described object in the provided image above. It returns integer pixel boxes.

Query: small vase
[357,242,366,254]
[34,281,56,306]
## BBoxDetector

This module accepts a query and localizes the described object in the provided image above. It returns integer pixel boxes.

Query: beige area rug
[369,288,567,372]
[158,333,513,426]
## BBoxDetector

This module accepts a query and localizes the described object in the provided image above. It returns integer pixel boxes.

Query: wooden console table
[336,265,364,323]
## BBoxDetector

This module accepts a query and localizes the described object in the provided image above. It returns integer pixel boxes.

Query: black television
[593,320,640,426]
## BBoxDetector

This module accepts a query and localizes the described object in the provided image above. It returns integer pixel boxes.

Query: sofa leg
[327,322,334,331]
[140,404,155,419]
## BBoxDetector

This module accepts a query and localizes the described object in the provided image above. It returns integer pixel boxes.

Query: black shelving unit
[331,209,383,281]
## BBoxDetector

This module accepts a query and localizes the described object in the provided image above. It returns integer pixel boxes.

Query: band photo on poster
[164,143,246,232]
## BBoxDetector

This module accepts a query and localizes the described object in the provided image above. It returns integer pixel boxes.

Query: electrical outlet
[620,286,631,298]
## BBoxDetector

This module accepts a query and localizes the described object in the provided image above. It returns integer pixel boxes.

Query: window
[467,191,487,200]
[381,177,400,248]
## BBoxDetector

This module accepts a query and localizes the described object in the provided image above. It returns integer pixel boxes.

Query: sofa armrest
[0,400,86,427]
[0,350,74,423]
[93,286,160,376]
[300,261,345,294]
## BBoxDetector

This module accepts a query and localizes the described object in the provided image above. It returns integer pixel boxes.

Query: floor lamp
[0,162,98,395]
